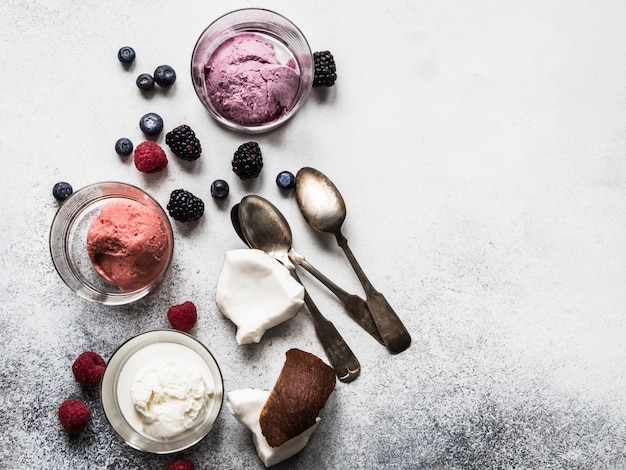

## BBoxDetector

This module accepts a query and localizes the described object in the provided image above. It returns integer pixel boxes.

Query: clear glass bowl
[191,8,313,134]
[100,330,224,454]
[49,182,174,305]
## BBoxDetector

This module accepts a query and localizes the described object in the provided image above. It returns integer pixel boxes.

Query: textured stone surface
[1,1,626,469]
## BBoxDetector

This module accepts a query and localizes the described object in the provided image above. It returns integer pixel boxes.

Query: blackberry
[167,189,204,222]
[312,50,337,87]
[114,137,133,156]
[210,179,229,199]
[276,171,296,189]
[154,65,176,87]
[165,125,201,161]
[232,142,263,179]
[139,112,163,136]
[118,46,136,64]
[136,73,155,91]
[52,182,73,201]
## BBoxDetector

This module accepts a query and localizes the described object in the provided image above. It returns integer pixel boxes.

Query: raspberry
[134,141,168,173]
[166,459,194,470]
[167,301,197,332]
[58,399,90,434]
[72,351,106,385]
[165,125,202,161]
[232,142,263,179]
[166,189,204,222]
[313,50,337,87]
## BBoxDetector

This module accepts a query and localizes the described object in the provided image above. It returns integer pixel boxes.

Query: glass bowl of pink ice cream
[49,182,174,305]
[191,8,314,134]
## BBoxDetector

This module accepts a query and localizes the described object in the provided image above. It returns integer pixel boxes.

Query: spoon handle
[289,251,384,345]
[335,232,412,354]
[290,269,361,383]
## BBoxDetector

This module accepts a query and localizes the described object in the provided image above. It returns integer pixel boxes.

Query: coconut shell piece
[259,348,336,447]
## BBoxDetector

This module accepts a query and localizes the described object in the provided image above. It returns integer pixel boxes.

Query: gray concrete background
[1,1,625,468]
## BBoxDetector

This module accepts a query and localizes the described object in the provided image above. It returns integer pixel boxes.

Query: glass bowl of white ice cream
[49,182,174,305]
[191,8,314,134]
[100,330,224,454]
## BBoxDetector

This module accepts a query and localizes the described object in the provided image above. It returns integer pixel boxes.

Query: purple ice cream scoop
[204,33,300,126]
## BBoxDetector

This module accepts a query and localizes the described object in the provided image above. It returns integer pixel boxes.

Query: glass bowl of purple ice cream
[191,8,314,134]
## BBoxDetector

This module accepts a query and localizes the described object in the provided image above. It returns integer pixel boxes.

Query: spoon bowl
[294,172,347,233]
[229,203,247,246]
[237,196,292,264]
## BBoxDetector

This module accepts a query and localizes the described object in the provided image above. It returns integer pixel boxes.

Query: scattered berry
[167,189,204,222]
[167,301,198,332]
[52,182,73,201]
[134,141,168,173]
[72,351,106,385]
[313,50,337,87]
[58,399,90,434]
[276,171,296,190]
[210,179,229,199]
[118,46,136,64]
[154,65,176,87]
[165,125,202,161]
[136,73,155,91]
[114,137,133,156]
[139,112,164,136]
[166,459,195,470]
[232,142,263,179]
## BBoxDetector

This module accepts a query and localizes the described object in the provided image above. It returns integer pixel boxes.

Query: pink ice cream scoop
[204,33,301,126]
[86,200,171,292]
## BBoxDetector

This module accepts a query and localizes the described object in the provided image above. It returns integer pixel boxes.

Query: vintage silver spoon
[295,167,412,354]
[235,195,361,382]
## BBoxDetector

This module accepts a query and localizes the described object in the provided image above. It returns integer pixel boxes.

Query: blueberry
[276,171,296,190]
[117,46,136,64]
[114,137,133,156]
[136,73,155,91]
[154,65,176,87]
[52,182,73,201]
[139,112,164,136]
[210,179,229,199]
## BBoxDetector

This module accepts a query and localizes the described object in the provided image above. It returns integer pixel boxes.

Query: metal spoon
[295,167,412,354]
[231,204,383,345]
[236,195,361,382]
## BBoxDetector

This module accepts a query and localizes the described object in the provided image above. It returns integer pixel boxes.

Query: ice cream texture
[131,359,213,440]
[216,249,304,344]
[204,33,301,126]
[227,388,319,467]
[86,200,170,292]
